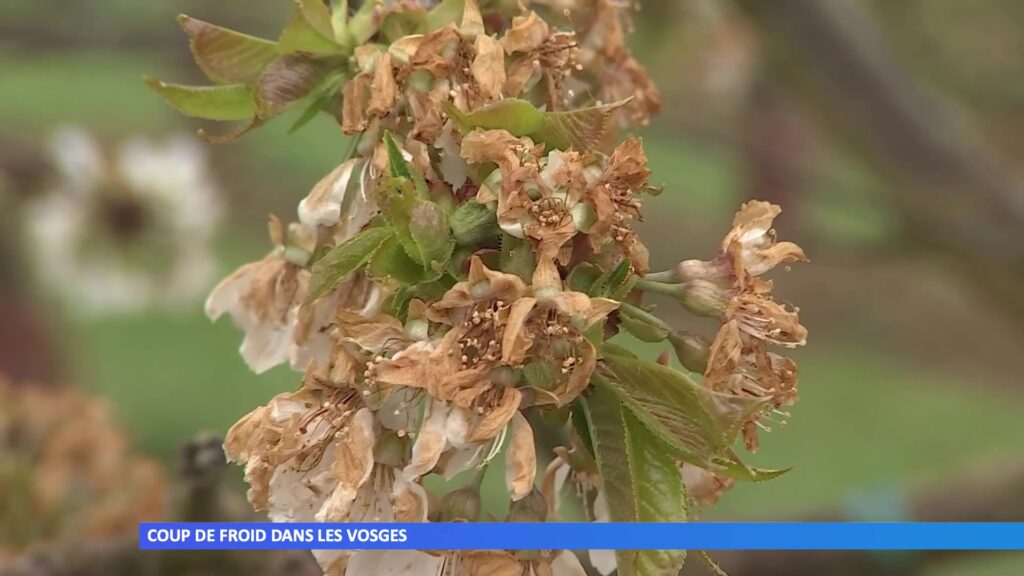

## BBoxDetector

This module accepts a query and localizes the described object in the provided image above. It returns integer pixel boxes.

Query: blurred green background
[1,1,1023,575]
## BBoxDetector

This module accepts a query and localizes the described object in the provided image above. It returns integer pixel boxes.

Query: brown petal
[402,399,449,480]
[367,53,397,117]
[459,551,523,576]
[549,338,596,407]
[472,35,506,101]
[319,408,376,521]
[391,477,429,522]
[335,309,405,352]
[505,411,536,501]
[341,73,372,134]
[501,12,549,54]
[468,387,522,443]
[502,297,537,365]
[224,405,268,463]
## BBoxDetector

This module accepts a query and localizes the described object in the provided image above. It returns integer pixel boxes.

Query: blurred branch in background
[735,0,1024,327]
[688,457,1024,576]
[0,139,63,385]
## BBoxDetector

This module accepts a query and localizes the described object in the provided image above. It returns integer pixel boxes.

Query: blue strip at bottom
[138,522,1024,551]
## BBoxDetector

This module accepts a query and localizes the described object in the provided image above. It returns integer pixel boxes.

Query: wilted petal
[460,550,523,576]
[501,297,537,365]
[317,408,376,522]
[505,411,536,501]
[550,551,587,576]
[403,399,449,480]
[468,387,522,443]
[391,477,430,523]
[346,550,444,576]
[298,158,362,228]
[472,35,506,101]
[501,12,549,54]
[367,53,397,117]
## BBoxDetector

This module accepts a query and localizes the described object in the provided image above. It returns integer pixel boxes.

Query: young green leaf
[144,78,256,121]
[383,131,428,195]
[444,99,546,137]
[279,6,342,54]
[369,235,431,284]
[295,0,335,40]
[534,98,629,152]
[307,226,393,302]
[178,15,278,85]
[581,384,687,576]
[599,353,769,471]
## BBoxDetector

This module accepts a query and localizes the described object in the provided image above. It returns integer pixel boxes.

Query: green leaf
[384,182,454,274]
[450,201,499,246]
[581,385,687,576]
[617,303,672,344]
[307,227,393,302]
[178,15,278,85]
[567,263,603,295]
[279,6,342,54]
[599,353,769,472]
[534,99,629,151]
[599,259,635,299]
[256,55,332,118]
[340,0,378,47]
[369,236,431,284]
[713,449,791,482]
[380,10,426,43]
[144,78,256,121]
[295,0,335,40]
[425,0,465,32]
[446,98,629,152]
[384,131,428,195]
[445,99,546,137]
[499,233,535,283]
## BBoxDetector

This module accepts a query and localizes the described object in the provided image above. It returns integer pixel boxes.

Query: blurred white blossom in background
[25,128,222,314]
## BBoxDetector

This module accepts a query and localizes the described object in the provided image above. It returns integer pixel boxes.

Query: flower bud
[668,331,710,374]
[440,485,482,522]
[678,280,731,318]
[506,488,547,523]
[675,258,730,285]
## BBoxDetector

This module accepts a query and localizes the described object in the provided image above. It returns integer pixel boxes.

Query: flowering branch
[149,1,810,575]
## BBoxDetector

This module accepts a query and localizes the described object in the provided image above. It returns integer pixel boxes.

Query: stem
[643,269,679,283]
[618,302,675,334]
[634,278,682,297]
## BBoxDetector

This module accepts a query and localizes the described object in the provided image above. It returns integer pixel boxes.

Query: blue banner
[139,522,1024,550]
